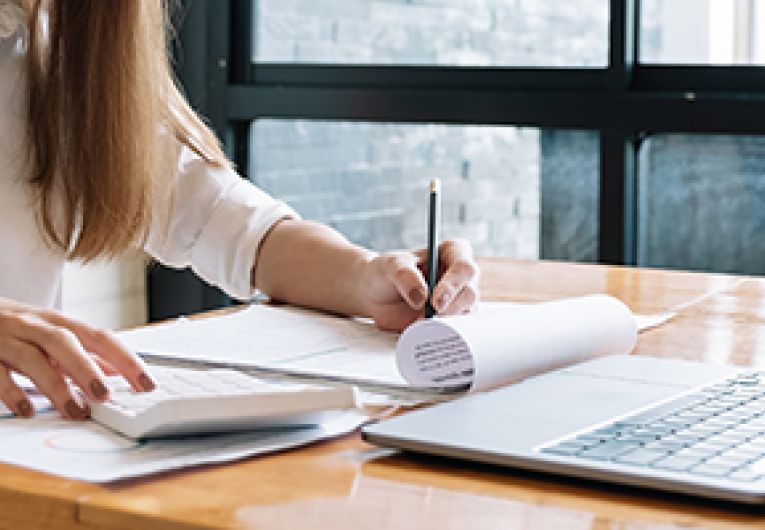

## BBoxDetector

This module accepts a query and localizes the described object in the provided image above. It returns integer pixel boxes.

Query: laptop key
[673,447,717,460]
[617,434,660,445]
[578,441,640,461]
[620,395,704,425]
[706,455,749,470]
[691,463,734,478]
[699,436,736,450]
[614,448,668,466]
[629,427,659,436]
[661,419,695,431]
[686,406,722,416]
[643,440,689,453]
[744,443,765,452]
[644,424,677,437]
[541,444,583,457]
[746,457,765,474]
[652,455,704,471]
[729,469,764,482]
[684,425,722,437]
[573,434,610,445]
[671,433,706,445]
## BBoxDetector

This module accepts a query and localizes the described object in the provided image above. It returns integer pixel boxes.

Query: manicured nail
[437,292,452,311]
[408,288,425,308]
[138,372,156,391]
[90,379,108,399]
[16,400,33,418]
[65,399,89,420]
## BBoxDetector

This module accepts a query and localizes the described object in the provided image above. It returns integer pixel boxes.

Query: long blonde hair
[24,0,229,260]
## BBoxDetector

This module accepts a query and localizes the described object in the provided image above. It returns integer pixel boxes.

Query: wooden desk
[4,259,765,530]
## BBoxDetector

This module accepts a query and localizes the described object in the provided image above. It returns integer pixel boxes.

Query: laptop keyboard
[540,371,765,482]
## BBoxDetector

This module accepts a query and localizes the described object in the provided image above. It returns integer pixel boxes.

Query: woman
[0,1,479,420]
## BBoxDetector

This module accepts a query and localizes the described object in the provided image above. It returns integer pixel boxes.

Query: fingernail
[16,400,33,418]
[65,399,89,420]
[408,288,425,308]
[437,292,452,311]
[90,379,108,399]
[138,372,156,391]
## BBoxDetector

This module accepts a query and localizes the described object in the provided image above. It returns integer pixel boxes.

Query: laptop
[362,355,765,504]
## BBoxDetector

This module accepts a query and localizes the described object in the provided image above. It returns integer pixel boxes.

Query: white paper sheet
[119,305,418,391]
[395,295,637,391]
[0,406,366,482]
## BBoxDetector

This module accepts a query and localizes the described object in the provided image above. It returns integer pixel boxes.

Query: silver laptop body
[362,355,765,503]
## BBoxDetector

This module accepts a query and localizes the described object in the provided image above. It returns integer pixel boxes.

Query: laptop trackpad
[505,372,687,442]
[369,372,706,454]
[464,373,686,450]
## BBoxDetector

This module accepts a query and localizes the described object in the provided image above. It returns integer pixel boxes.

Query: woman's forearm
[252,219,376,316]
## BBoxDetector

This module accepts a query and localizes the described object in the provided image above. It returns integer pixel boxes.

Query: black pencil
[425,178,441,318]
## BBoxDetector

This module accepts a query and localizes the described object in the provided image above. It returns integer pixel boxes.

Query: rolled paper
[396,294,637,392]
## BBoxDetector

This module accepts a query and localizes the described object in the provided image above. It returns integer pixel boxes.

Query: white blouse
[0,4,296,308]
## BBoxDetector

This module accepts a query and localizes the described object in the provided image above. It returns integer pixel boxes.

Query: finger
[432,242,479,314]
[438,239,475,270]
[37,310,155,392]
[413,239,473,272]
[1,313,110,401]
[413,239,475,273]
[381,254,429,310]
[437,283,479,316]
[92,355,119,376]
[0,363,34,418]
[0,299,34,313]
[373,306,420,333]
[0,338,89,419]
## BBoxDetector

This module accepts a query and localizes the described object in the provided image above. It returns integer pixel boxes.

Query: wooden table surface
[5,258,765,530]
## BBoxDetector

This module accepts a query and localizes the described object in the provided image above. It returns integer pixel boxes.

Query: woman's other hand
[0,298,155,419]
[359,239,480,331]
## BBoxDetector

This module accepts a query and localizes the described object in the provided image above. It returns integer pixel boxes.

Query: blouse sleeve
[143,144,299,301]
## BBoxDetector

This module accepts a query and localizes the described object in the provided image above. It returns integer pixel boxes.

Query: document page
[0,406,366,482]
[119,305,418,390]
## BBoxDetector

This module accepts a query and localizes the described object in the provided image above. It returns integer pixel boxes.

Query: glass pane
[249,120,598,260]
[642,0,765,64]
[254,0,609,67]
[638,135,765,274]
[541,131,600,261]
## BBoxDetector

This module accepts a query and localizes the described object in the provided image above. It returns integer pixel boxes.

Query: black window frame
[150,0,765,320]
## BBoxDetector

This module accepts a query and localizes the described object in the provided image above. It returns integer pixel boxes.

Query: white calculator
[89,367,358,439]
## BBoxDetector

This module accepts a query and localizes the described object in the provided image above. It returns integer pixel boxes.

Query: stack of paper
[118,296,671,397]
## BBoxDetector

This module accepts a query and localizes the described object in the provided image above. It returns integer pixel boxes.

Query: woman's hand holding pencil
[357,180,479,331]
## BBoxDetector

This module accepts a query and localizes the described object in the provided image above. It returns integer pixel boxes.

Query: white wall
[61,252,148,331]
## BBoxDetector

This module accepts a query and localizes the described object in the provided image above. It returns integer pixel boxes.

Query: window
[251,121,598,260]
[253,0,609,67]
[540,131,600,262]
[638,135,765,274]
